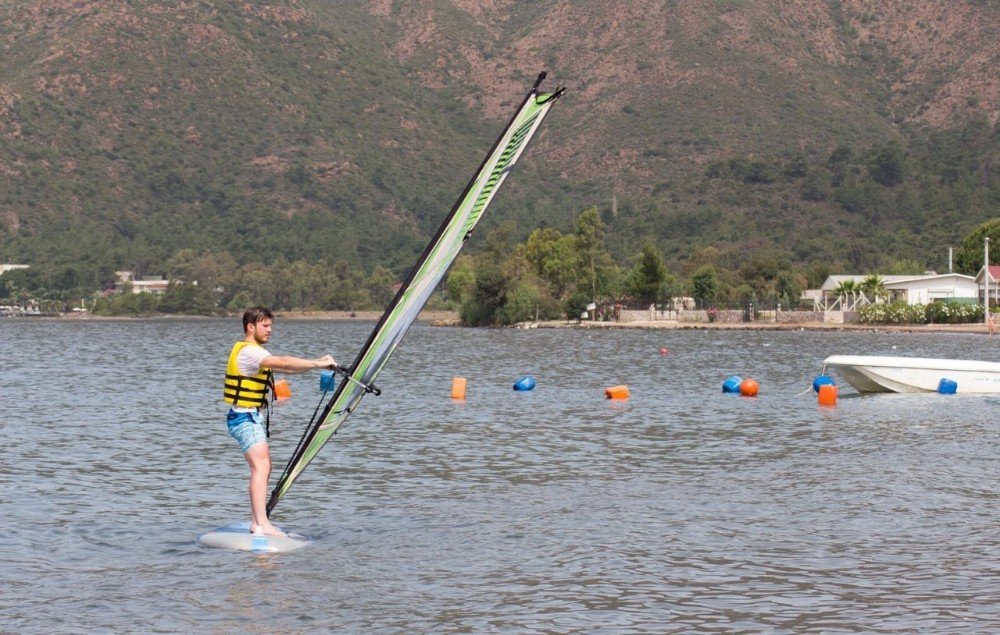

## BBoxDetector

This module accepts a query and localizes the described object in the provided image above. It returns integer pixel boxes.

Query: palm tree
[833,279,860,310]
[834,279,858,298]
[860,274,888,303]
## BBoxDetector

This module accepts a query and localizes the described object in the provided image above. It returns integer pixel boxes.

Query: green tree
[733,283,756,306]
[226,290,253,314]
[804,260,835,290]
[324,260,371,309]
[282,260,327,309]
[775,270,806,308]
[165,248,198,281]
[446,254,477,305]
[660,272,682,306]
[575,206,607,298]
[159,282,217,315]
[834,172,882,216]
[834,279,859,302]
[595,263,626,301]
[801,167,832,202]
[524,227,563,272]
[626,243,668,303]
[827,144,854,186]
[869,141,906,187]
[460,262,509,326]
[494,280,560,325]
[954,217,1000,275]
[524,227,579,299]
[860,274,888,301]
[192,250,238,297]
[738,253,781,300]
[236,264,278,308]
[366,264,396,309]
[482,220,519,266]
[92,291,161,316]
[888,258,926,275]
[564,291,590,320]
[690,265,719,308]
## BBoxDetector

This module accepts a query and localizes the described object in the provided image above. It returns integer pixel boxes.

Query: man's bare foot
[250,523,287,537]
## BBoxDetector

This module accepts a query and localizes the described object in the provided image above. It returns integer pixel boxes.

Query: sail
[267,73,564,514]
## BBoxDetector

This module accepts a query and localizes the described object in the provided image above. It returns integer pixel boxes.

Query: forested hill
[0,0,998,283]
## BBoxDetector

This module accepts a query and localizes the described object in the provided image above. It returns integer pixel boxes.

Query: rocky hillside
[0,0,997,276]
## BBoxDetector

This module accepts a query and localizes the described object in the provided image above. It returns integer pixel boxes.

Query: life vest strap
[223,370,272,408]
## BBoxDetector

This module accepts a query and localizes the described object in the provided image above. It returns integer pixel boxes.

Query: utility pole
[985,237,991,325]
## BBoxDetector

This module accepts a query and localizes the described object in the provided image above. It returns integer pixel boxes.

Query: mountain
[0,0,997,280]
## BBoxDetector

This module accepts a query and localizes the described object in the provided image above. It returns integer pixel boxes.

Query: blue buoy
[319,369,336,392]
[812,374,836,393]
[722,376,742,393]
[513,375,537,391]
[938,378,958,394]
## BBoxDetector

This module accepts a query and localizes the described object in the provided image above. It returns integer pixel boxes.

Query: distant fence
[594,301,858,325]
[617,307,678,322]
[680,309,861,324]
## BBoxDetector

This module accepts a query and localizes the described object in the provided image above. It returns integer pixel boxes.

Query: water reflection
[1,320,997,632]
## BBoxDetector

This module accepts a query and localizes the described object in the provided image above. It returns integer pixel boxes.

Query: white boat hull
[823,355,1000,394]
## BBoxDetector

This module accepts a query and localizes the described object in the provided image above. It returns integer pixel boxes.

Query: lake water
[1,319,998,633]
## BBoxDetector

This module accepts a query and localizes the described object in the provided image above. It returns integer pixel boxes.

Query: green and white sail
[268,73,564,515]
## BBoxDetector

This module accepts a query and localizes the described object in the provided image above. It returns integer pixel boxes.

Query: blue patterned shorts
[227,409,267,453]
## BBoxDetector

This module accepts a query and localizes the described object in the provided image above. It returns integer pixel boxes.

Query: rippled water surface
[2,319,998,633]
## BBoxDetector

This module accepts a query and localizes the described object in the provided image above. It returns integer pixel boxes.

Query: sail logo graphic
[462,111,541,236]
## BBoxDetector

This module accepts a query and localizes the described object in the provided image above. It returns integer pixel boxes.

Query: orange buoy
[451,376,467,400]
[739,378,759,397]
[659,347,669,355]
[818,384,837,406]
[605,385,630,400]
[273,379,292,402]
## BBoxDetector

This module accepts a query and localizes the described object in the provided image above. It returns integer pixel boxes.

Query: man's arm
[262,354,335,374]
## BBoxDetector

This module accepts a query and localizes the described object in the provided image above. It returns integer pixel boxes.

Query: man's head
[243,306,274,344]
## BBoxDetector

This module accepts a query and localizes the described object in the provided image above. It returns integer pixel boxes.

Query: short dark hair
[243,306,274,333]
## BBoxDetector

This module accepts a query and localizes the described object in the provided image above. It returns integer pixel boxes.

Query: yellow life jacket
[223,341,272,408]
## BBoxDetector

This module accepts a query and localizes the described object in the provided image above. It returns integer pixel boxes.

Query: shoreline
[18,309,460,323]
[524,319,996,335]
[13,310,997,335]
[274,309,459,323]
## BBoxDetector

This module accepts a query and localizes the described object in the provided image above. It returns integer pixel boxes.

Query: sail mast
[267,74,564,515]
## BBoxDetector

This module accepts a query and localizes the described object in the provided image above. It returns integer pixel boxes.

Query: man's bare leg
[245,442,286,536]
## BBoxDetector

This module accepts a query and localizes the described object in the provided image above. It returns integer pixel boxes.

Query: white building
[130,278,170,294]
[814,273,979,310]
[0,264,29,275]
[884,273,979,304]
[115,270,170,295]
